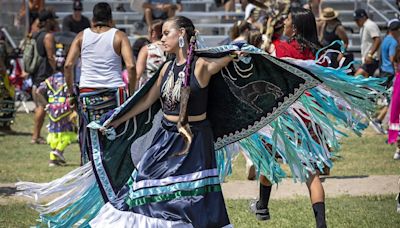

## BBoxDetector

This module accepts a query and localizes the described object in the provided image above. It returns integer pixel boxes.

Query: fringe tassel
[161,71,175,101]
[217,59,386,183]
[215,144,241,182]
[171,75,183,103]
[16,163,104,227]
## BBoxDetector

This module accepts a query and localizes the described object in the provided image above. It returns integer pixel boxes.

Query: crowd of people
[1,0,400,227]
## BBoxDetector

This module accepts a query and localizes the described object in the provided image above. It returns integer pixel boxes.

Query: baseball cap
[38,9,58,22]
[353,9,367,20]
[389,20,400,31]
[73,0,83,11]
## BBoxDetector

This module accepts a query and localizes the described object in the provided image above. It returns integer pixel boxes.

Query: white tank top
[79,28,124,88]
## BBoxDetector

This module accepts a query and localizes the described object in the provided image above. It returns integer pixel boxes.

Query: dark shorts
[360,59,379,76]
[379,71,395,88]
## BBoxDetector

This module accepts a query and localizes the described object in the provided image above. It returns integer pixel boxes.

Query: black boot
[249,184,272,221]
[312,202,327,228]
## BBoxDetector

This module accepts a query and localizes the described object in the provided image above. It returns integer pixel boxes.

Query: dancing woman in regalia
[17,13,384,227]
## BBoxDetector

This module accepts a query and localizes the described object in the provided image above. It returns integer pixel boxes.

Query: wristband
[229,53,238,59]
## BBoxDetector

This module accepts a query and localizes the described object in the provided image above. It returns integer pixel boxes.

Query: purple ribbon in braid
[173,36,197,156]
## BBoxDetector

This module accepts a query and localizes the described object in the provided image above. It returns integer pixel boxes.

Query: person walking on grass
[250,8,327,228]
[353,8,381,78]
[370,20,400,135]
[36,43,77,167]
[30,9,58,144]
[64,2,136,164]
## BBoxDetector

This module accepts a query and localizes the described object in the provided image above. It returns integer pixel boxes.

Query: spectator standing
[370,20,400,135]
[354,9,381,77]
[64,2,136,164]
[380,20,400,87]
[31,9,58,144]
[318,7,349,68]
[62,0,91,34]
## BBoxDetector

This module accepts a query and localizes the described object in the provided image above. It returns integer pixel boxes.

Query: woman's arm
[109,61,170,128]
[135,45,149,89]
[64,32,83,95]
[195,54,236,87]
[336,25,349,48]
[44,33,56,71]
[195,52,241,87]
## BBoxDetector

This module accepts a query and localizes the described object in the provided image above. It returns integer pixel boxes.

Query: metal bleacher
[41,0,242,47]
[43,0,400,53]
[3,0,400,54]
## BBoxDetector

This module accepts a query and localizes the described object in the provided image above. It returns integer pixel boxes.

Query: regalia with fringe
[17,43,385,227]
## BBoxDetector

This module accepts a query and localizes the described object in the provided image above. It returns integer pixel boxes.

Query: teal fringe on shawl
[238,134,286,183]
[216,59,386,184]
[37,184,103,227]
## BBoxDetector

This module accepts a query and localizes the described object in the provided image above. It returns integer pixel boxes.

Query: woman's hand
[100,119,123,134]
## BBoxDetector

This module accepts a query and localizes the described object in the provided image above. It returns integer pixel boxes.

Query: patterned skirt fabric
[78,88,127,164]
[90,118,232,227]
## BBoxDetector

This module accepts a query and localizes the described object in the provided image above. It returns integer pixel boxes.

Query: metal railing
[366,0,399,23]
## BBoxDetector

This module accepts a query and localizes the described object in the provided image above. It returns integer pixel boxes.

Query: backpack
[23,32,43,74]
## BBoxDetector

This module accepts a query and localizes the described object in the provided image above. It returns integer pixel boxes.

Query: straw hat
[320,8,339,21]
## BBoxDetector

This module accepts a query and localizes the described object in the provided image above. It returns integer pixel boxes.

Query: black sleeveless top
[160,57,209,116]
[33,29,54,86]
[321,24,341,51]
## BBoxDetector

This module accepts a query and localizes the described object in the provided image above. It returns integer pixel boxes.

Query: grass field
[0,113,399,227]
[1,195,399,227]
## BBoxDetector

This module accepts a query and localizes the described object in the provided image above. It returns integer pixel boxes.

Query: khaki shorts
[31,85,47,108]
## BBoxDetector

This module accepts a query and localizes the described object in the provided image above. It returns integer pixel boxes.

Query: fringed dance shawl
[16,44,385,227]
[87,44,322,202]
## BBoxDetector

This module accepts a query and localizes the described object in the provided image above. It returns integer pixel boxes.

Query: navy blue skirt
[118,118,231,227]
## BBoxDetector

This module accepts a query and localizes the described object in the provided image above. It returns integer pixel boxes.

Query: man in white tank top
[64,2,136,163]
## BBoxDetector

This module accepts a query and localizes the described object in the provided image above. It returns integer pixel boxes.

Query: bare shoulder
[71,31,84,48]
[75,31,84,41]
[160,60,172,76]
[115,30,128,41]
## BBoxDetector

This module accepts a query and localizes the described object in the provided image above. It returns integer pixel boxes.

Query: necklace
[161,59,187,110]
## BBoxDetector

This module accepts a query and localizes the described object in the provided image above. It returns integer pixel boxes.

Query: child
[36,43,77,166]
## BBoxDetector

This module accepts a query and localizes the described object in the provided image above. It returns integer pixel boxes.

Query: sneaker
[369,119,386,134]
[394,151,400,160]
[51,151,66,164]
[48,160,61,167]
[249,200,270,221]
